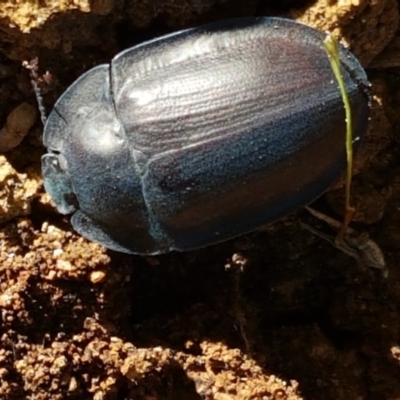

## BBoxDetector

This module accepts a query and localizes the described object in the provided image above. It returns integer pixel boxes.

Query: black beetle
[41,17,370,255]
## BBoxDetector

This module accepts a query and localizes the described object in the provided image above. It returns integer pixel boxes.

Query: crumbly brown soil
[1,1,400,399]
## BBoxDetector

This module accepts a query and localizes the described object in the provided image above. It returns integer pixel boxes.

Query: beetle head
[41,64,165,254]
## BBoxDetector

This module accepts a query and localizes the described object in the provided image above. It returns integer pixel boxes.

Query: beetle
[41,17,370,255]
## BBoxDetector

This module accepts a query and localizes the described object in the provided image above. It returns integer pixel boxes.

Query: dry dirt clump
[0,219,303,398]
[290,0,398,65]
[0,0,91,33]
[0,156,41,224]
[1,0,400,399]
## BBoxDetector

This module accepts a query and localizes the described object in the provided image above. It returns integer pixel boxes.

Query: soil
[1,0,400,399]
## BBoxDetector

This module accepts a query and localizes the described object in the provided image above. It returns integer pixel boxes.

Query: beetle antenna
[22,57,48,126]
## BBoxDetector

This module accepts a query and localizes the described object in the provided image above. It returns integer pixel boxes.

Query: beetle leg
[300,221,357,258]
[301,207,387,276]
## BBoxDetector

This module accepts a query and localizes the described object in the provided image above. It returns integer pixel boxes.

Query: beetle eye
[41,153,78,215]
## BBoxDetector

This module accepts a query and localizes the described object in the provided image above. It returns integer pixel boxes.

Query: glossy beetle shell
[42,17,370,255]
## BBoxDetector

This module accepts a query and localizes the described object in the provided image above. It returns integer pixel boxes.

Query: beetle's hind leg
[300,206,387,277]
